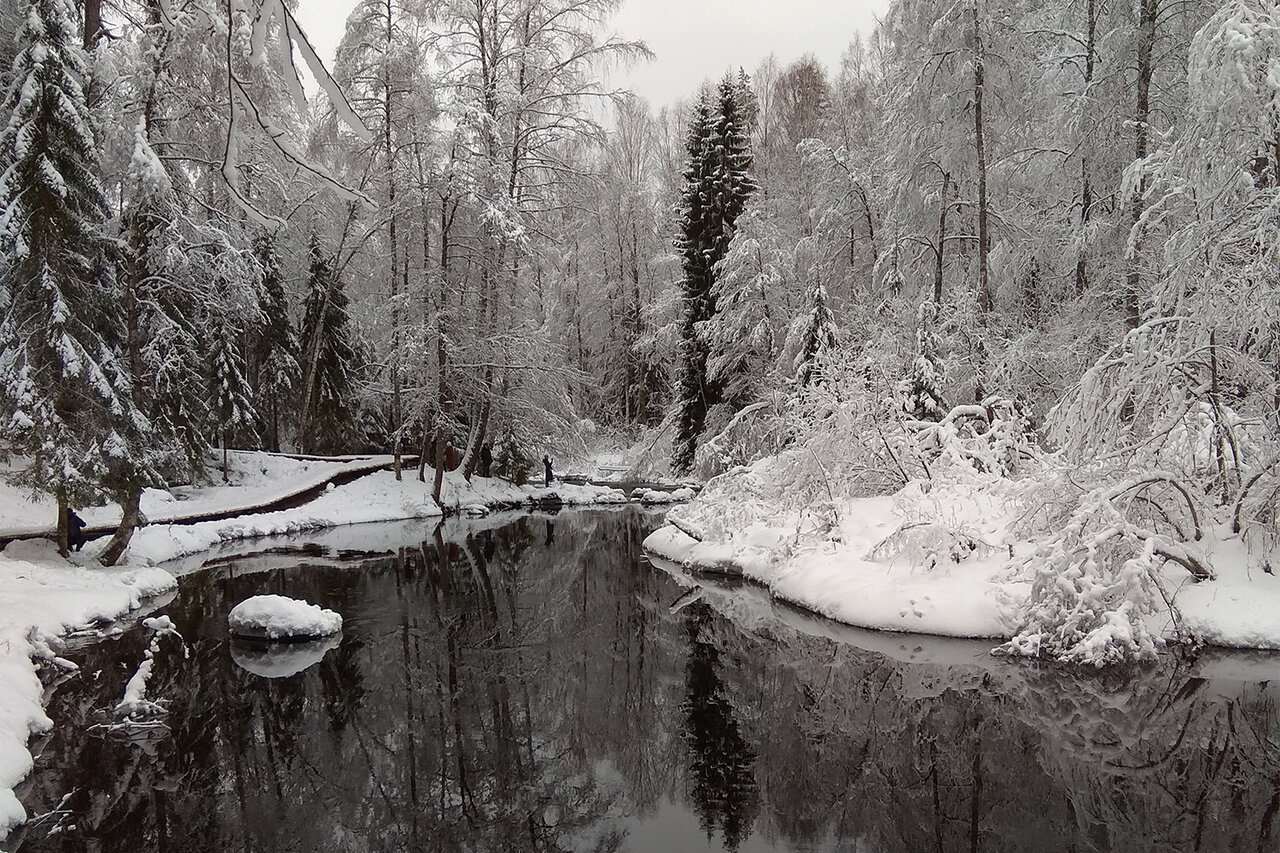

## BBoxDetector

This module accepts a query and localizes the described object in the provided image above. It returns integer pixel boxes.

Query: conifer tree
[251,235,299,452]
[789,279,839,387]
[705,214,778,411]
[298,235,359,454]
[900,301,946,420]
[672,75,759,473]
[208,309,257,481]
[0,0,156,558]
[121,122,209,483]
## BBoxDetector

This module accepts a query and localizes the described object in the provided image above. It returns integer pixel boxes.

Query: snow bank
[644,451,1280,654]
[0,553,176,838]
[637,487,695,505]
[0,450,361,537]
[124,470,627,565]
[645,475,1028,639]
[227,595,342,640]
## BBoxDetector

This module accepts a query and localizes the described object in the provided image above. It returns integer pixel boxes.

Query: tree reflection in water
[681,603,759,850]
[12,507,1280,853]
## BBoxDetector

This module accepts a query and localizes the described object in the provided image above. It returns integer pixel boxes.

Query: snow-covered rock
[227,595,342,640]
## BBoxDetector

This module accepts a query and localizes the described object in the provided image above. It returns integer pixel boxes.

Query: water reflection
[11,508,1279,853]
[230,635,341,679]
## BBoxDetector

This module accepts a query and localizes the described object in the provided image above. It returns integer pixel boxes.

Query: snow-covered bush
[692,396,789,480]
[1000,467,1210,665]
[906,397,1036,478]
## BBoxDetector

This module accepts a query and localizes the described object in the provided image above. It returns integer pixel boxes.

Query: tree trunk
[99,487,142,567]
[55,493,69,559]
[1127,0,1158,329]
[83,0,103,48]
[385,0,402,480]
[1075,0,1098,297]
[462,395,491,481]
[972,0,991,317]
[431,421,447,506]
[934,170,950,305]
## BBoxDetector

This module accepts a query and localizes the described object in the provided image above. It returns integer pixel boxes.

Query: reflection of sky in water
[15,507,1280,853]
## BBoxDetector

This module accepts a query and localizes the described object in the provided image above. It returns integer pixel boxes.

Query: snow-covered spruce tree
[672,76,758,473]
[0,0,158,559]
[207,310,258,482]
[118,119,211,486]
[251,235,298,452]
[298,235,359,455]
[703,209,778,413]
[900,300,945,421]
[787,278,838,388]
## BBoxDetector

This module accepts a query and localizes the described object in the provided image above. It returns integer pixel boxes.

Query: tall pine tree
[251,235,299,452]
[0,0,156,559]
[672,74,759,473]
[298,235,359,454]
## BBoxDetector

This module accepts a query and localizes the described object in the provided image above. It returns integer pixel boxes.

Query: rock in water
[227,594,342,641]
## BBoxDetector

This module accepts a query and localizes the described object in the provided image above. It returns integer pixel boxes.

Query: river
[9,507,1279,852]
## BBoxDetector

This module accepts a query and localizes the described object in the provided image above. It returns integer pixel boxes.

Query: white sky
[293,0,891,110]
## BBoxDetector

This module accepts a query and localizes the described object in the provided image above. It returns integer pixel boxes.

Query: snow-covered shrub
[693,395,790,479]
[907,397,1036,478]
[999,470,1210,665]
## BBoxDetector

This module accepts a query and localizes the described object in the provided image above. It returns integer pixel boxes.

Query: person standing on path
[542,454,553,487]
[480,441,493,477]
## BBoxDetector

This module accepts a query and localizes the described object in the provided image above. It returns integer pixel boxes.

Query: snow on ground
[0,451,372,538]
[637,487,696,505]
[227,595,342,640]
[123,470,627,565]
[0,543,176,837]
[645,475,1030,639]
[644,458,1280,651]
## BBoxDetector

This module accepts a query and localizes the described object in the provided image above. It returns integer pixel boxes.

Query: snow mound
[593,490,629,504]
[462,504,490,516]
[227,595,342,640]
[638,487,695,504]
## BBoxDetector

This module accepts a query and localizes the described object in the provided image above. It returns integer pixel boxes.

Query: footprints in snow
[899,595,932,619]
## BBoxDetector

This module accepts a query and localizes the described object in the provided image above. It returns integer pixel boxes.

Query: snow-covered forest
[1,0,1278,663]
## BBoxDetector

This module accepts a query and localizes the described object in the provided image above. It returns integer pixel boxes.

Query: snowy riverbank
[0,451,642,839]
[643,453,1280,656]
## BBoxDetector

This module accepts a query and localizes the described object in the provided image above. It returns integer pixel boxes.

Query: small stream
[8,507,1279,852]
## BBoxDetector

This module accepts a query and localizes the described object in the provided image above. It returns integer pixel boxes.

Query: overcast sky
[293,0,890,110]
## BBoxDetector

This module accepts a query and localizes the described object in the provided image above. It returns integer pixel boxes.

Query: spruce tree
[790,280,839,387]
[298,235,358,454]
[0,0,156,558]
[900,301,946,421]
[251,235,299,452]
[208,308,257,481]
[672,75,759,473]
[122,122,209,483]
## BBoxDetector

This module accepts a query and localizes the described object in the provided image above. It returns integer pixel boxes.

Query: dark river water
[9,507,1280,852]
